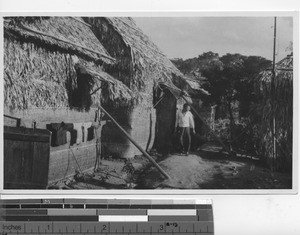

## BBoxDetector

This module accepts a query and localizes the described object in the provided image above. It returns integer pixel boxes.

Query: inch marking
[0,221,214,234]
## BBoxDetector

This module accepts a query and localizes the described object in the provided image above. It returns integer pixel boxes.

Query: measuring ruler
[0,199,214,235]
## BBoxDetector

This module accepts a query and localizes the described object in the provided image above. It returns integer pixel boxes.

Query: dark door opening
[153,88,177,154]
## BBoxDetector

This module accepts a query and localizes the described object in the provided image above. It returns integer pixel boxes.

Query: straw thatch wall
[4,38,74,111]
[257,54,293,172]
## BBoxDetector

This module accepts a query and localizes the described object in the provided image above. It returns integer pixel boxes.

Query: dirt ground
[52,155,151,189]
[138,153,292,189]
[51,143,292,190]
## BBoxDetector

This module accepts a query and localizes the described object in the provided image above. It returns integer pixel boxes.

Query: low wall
[4,107,97,129]
[48,140,97,182]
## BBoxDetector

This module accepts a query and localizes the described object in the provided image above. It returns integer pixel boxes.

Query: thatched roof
[259,53,293,107]
[76,58,132,102]
[105,18,179,73]
[103,17,204,93]
[3,18,132,110]
[4,17,115,64]
[260,53,293,83]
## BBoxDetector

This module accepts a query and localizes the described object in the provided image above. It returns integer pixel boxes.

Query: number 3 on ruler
[160,224,164,230]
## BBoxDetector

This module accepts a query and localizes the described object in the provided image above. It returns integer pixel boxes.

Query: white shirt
[176,110,195,129]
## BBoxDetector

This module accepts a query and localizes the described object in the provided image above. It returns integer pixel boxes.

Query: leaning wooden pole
[98,105,171,180]
[181,95,233,157]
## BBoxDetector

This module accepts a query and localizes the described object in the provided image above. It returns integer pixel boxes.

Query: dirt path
[137,153,292,189]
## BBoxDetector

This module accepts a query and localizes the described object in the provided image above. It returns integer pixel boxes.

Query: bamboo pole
[271,17,277,171]
[98,105,171,180]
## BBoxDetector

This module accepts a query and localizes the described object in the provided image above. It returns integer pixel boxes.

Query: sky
[134,17,293,61]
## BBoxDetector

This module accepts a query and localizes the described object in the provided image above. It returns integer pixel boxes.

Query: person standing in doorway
[175,103,195,155]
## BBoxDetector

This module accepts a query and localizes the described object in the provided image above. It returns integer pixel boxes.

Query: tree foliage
[173,52,271,118]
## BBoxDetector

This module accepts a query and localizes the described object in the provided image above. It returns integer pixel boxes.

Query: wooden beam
[4,114,21,127]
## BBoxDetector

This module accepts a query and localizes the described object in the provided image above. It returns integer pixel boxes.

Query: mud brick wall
[127,105,156,157]
[102,101,156,159]
[48,140,97,182]
[47,120,100,182]
[47,120,101,182]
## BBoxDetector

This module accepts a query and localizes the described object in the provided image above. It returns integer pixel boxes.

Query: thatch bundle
[257,54,293,172]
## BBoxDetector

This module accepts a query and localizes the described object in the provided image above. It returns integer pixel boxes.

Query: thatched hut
[257,53,293,172]
[3,17,131,184]
[84,17,204,157]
